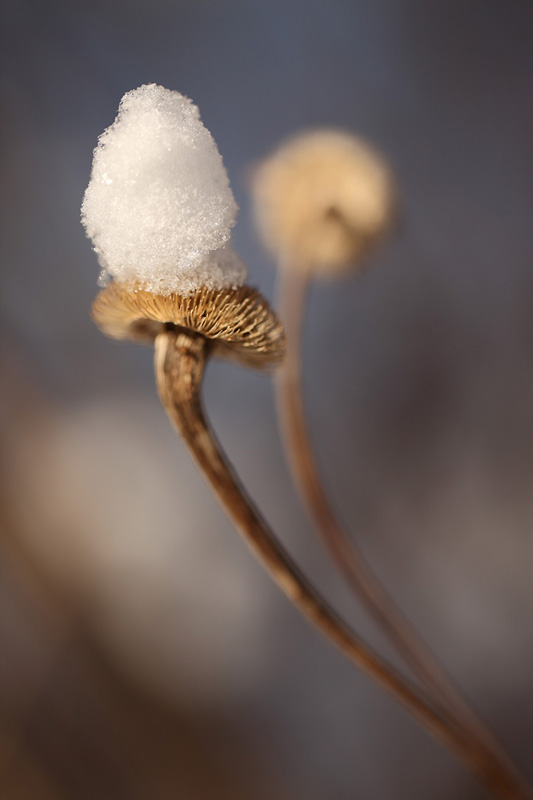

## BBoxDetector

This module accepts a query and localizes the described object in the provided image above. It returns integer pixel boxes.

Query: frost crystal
[81,84,246,295]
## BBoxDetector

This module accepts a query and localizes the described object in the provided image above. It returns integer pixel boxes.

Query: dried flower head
[252,129,395,275]
[92,282,285,369]
[83,84,285,369]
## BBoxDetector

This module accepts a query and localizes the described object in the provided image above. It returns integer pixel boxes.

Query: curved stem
[275,265,529,795]
[154,326,529,799]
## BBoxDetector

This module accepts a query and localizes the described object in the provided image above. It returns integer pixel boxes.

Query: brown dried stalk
[154,324,529,800]
[92,280,528,796]
[276,265,529,797]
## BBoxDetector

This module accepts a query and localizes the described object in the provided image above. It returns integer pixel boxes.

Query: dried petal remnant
[92,282,286,369]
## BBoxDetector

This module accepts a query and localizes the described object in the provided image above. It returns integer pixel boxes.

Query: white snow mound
[81,84,246,295]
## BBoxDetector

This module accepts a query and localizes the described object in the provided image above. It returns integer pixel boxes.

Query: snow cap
[82,84,246,295]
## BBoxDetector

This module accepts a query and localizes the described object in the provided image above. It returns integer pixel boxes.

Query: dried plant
[91,282,286,369]
[253,129,531,798]
[84,86,530,798]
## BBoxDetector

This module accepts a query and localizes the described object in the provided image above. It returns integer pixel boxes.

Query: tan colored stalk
[276,264,529,796]
[154,325,529,800]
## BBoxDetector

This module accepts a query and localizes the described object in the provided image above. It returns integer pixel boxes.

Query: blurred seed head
[252,129,396,276]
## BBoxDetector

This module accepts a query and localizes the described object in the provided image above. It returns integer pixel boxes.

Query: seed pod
[252,129,396,275]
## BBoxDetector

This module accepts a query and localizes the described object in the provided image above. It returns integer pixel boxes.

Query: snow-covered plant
[83,86,529,800]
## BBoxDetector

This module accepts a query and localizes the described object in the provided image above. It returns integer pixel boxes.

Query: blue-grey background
[1,1,533,798]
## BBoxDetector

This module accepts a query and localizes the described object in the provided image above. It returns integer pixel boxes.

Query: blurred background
[1,0,533,797]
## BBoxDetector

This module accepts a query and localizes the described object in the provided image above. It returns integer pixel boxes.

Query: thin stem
[154,326,529,799]
[275,265,529,795]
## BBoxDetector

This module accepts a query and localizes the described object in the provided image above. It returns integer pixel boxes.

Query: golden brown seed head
[252,129,396,276]
[91,282,286,370]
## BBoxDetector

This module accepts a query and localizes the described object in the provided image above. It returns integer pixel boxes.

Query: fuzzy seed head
[252,129,395,275]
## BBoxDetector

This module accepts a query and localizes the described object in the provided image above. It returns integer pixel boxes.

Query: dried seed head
[252,129,396,276]
[92,282,285,369]
[83,86,284,369]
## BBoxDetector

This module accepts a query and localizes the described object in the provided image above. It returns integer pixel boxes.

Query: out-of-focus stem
[275,265,529,797]
[154,326,529,799]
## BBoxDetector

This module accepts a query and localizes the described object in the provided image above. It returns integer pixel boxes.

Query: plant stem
[276,265,530,795]
[154,326,529,799]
